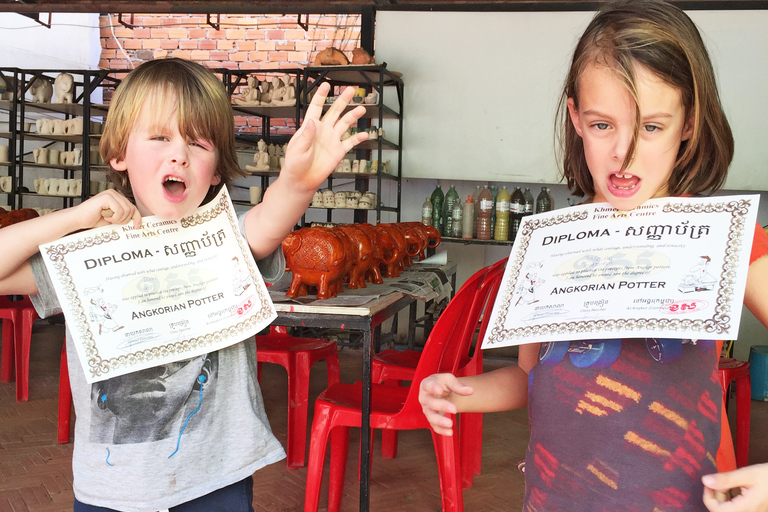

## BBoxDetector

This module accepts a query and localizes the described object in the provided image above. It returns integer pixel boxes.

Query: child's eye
[593,123,610,130]
[151,135,169,141]
[190,140,213,150]
[643,125,660,133]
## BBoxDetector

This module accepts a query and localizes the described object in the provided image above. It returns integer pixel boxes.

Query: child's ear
[210,173,221,186]
[567,98,584,137]
[110,157,127,171]
[681,111,694,141]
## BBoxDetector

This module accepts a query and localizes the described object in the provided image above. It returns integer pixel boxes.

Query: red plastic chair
[718,357,750,467]
[303,264,494,512]
[0,295,41,401]
[256,326,340,468]
[371,258,507,487]
[58,341,73,443]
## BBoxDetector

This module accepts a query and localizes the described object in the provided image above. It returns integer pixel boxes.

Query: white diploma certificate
[482,195,760,349]
[40,187,277,383]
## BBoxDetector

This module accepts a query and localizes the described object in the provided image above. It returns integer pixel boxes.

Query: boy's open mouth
[163,176,187,197]
[610,172,639,190]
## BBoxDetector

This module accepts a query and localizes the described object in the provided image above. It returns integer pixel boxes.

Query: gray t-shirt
[29,214,286,511]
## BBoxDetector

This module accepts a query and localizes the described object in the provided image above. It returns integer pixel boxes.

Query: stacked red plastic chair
[256,325,340,468]
[718,357,751,467]
[371,258,507,487]
[303,263,497,512]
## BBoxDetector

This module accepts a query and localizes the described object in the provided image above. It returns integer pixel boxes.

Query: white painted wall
[0,13,101,70]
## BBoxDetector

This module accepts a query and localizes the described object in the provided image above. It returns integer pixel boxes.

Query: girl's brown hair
[100,58,243,202]
[556,0,733,198]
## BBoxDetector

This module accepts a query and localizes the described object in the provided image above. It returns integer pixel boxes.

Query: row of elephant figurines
[0,72,75,103]
[282,222,441,300]
[33,117,103,137]
[32,147,106,166]
[31,177,114,196]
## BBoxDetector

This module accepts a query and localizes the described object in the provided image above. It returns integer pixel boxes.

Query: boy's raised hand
[281,82,369,191]
[76,190,142,230]
[419,373,474,436]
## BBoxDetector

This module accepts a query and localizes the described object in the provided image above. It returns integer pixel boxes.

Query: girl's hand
[419,373,474,436]
[702,463,768,512]
[75,190,142,230]
[280,82,369,192]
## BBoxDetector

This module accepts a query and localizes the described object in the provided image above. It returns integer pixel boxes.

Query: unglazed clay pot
[282,226,347,299]
[333,224,373,289]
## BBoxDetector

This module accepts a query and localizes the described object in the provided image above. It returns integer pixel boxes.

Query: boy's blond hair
[556,0,733,199]
[100,58,244,202]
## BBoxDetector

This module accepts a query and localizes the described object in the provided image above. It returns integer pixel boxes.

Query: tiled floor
[1,320,766,511]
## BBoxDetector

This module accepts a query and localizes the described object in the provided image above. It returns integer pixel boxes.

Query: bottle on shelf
[546,186,555,210]
[461,195,474,240]
[535,186,553,213]
[430,184,444,234]
[421,197,433,226]
[493,185,511,241]
[510,186,525,240]
[475,185,493,240]
[450,199,463,238]
[489,185,499,239]
[442,185,460,237]
[471,185,482,238]
[523,187,534,218]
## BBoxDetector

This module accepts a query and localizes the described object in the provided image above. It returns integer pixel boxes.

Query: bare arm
[419,343,540,436]
[0,190,141,296]
[743,255,768,327]
[243,82,368,259]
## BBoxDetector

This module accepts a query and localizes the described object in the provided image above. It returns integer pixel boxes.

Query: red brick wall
[99,13,362,135]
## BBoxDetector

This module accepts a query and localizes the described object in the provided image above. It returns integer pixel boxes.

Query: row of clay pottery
[282,222,440,300]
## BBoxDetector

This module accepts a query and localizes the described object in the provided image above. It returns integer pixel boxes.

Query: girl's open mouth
[610,172,639,190]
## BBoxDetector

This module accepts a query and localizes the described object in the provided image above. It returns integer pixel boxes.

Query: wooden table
[272,291,415,512]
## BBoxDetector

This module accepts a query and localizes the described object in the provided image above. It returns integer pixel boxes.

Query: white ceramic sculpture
[0,176,11,193]
[311,190,323,207]
[29,77,53,103]
[322,189,335,207]
[0,145,9,164]
[268,143,278,170]
[54,73,74,104]
[234,75,261,106]
[245,139,270,172]
[334,191,347,208]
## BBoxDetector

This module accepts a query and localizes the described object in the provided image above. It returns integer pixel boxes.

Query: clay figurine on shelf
[258,79,273,104]
[270,74,297,106]
[245,139,270,172]
[268,143,278,170]
[0,72,19,101]
[351,47,375,65]
[313,47,349,66]
[234,75,261,106]
[53,73,74,104]
[282,226,347,299]
[29,77,53,103]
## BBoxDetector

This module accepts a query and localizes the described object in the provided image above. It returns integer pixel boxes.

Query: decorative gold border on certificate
[484,198,753,345]
[44,190,276,380]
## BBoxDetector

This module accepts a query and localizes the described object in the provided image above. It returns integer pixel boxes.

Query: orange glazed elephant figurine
[334,224,373,289]
[282,227,347,299]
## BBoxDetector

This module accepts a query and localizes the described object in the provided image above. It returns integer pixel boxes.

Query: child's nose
[612,130,632,162]
[169,141,190,167]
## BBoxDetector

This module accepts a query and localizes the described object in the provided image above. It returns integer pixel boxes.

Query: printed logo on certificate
[481,195,760,349]
[39,187,277,383]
